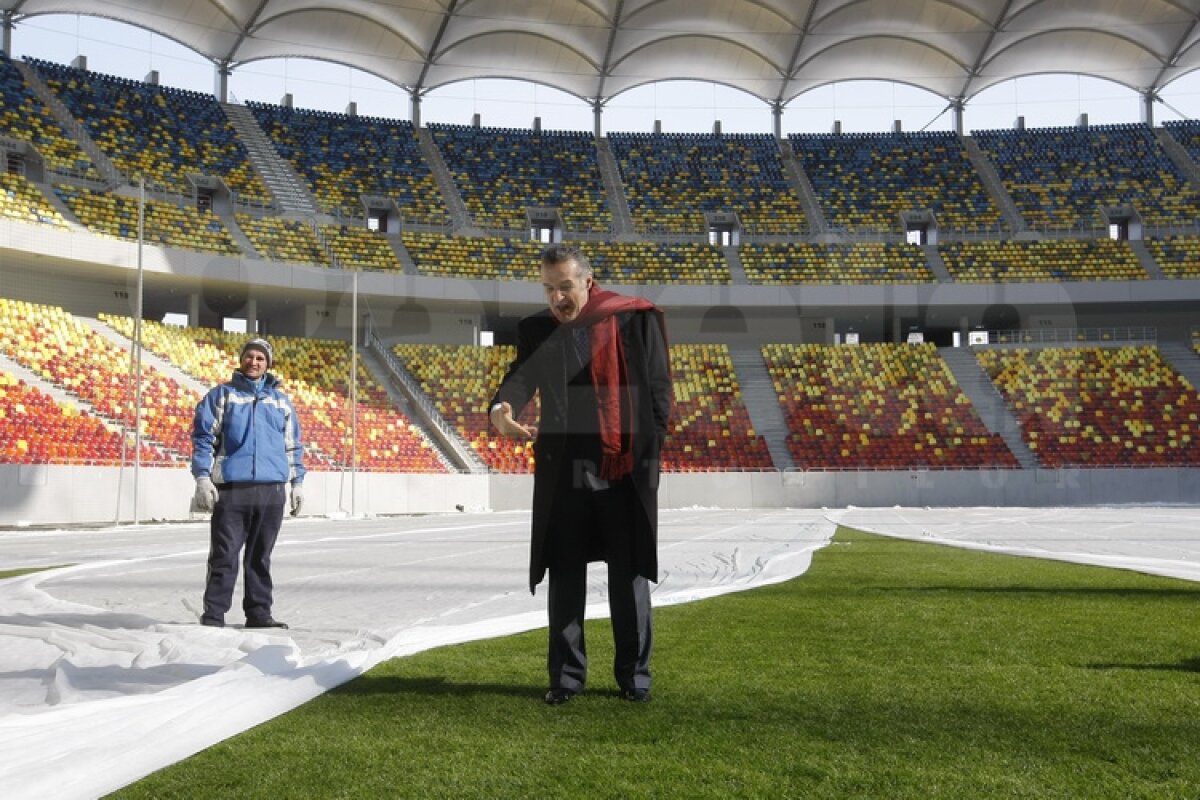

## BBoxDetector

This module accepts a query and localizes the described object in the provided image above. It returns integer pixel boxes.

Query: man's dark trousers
[546,477,653,694]
[202,482,286,624]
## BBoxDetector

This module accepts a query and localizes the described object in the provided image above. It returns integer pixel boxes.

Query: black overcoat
[492,308,672,593]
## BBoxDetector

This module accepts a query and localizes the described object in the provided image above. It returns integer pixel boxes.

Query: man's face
[240,348,269,379]
[542,258,592,324]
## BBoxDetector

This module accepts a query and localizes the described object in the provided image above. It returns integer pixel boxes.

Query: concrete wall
[3,465,1194,527]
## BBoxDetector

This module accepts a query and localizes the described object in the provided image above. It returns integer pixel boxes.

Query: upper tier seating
[29,58,269,202]
[789,131,1002,232]
[100,316,448,473]
[393,342,774,473]
[0,298,194,462]
[236,213,329,265]
[0,172,68,227]
[741,242,933,284]
[429,124,610,232]
[764,342,1018,469]
[971,123,1200,228]
[1143,235,1200,280]
[55,183,241,255]
[976,345,1200,467]
[608,132,805,235]
[247,102,448,223]
[319,224,402,271]
[0,53,99,179]
[941,239,1146,283]
[0,369,175,465]
[401,233,730,284]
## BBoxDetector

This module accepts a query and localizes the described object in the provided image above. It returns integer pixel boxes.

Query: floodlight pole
[132,178,145,524]
[351,268,358,518]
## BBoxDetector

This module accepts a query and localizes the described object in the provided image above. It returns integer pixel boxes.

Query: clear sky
[8,12,1200,135]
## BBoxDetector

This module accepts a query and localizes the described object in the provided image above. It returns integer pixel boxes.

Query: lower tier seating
[764,342,1018,469]
[975,346,1200,467]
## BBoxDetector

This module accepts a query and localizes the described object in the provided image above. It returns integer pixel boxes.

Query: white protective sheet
[1,505,1197,799]
[0,508,834,800]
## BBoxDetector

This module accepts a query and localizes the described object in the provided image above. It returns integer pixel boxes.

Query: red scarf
[567,284,668,480]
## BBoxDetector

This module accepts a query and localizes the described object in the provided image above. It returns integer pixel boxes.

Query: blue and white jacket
[191,370,305,485]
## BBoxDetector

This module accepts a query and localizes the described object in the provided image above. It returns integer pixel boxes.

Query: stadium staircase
[961,135,1027,234]
[14,61,124,188]
[222,104,320,217]
[938,347,1037,468]
[362,332,489,473]
[777,139,826,235]
[82,317,209,393]
[722,245,749,283]
[729,346,795,470]
[0,351,95,413]
[1157,341,1200,389]
[388,237,420,275]
[594,138,635,235]
[1153,128,1200,190]
[922,244,953,282]
[416,128,476,232]
[1127,239,1167,280]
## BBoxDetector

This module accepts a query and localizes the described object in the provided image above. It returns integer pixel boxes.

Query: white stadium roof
[3,0,1199,111]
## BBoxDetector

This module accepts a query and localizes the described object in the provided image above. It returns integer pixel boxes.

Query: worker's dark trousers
[201,482,286,625]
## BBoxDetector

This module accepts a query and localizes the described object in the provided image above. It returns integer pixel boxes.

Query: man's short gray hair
[541,243,592,277]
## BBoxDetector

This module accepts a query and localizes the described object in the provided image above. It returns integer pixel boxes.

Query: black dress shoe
[544,687,579,705]
[618,687,651,703]
[245,617,289,629]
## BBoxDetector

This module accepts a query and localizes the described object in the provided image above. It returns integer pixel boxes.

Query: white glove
[193,477,218,512]
[289,482,304,517]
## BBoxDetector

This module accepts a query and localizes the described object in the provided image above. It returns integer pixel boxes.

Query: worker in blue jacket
[191,337,305,629]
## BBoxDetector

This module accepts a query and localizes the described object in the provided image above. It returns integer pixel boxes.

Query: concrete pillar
[214,62,231,104]
[1141,91,1155,126]
[189,293,200,328]
[410,90,421,127]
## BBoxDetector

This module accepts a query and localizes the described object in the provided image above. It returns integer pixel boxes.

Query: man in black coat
[490,244,672,704]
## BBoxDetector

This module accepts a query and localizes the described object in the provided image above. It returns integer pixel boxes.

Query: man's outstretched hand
[490,401,537,439]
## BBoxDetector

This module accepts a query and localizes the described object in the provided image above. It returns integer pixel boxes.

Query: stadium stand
[429,124,610,232]
[393,343,536,473]
[54,183,241,254]
[665,343,774,471]
[1143,235,1200,280]
[0,368,175,465]
[971,123,1200,229]
[0,298,193,462]
[940,239,1147,283]
[318,223,403,271]
[975,345,1200,467]
[789,131,1002,232]
[28,58,269,203]
[763,342,1019,469]
[100,316,447,473]
[401,233,731,284]
[0,171,68,227]
[393,342,773,473]
[246,102,449,223]
[0,52,100,180]
[608,132,805,235]
[236,213,329,266]
[402,233,544,281]
[741,241,933,284]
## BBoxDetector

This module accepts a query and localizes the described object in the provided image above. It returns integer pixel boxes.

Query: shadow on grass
[330,674,537,700]
[1085,657,1200,673]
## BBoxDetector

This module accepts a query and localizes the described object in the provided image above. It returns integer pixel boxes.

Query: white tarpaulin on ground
[0,508,834,800]
[1,505,1197,799]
